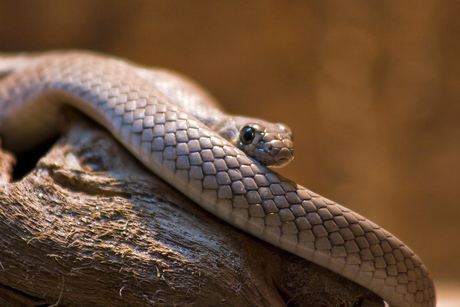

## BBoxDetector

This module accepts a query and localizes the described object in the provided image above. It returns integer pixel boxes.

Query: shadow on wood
[0,111,383,306]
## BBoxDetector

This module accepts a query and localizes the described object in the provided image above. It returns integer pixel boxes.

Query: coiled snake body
[0,51,435,307]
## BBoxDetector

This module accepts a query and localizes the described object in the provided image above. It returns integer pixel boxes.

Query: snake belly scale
[0,52,435,307]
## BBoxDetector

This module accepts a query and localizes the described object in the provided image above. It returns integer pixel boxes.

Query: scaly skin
[0,51,435,307]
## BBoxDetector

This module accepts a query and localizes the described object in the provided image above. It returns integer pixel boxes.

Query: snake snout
[262,139,294,167]
[273,147,294,167]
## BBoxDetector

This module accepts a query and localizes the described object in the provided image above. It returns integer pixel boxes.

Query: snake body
[0,51,435,307]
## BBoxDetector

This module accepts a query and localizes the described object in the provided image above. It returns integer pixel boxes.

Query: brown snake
[0,51,435,306]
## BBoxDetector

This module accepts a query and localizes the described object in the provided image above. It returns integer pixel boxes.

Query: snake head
[235,120,294,168]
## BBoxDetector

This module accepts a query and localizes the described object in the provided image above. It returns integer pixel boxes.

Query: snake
[0,51,435,307]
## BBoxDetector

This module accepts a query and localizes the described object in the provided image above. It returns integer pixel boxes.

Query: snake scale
[0,51,435,307]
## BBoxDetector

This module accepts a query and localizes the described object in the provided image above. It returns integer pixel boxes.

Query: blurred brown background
[0,1,458,282]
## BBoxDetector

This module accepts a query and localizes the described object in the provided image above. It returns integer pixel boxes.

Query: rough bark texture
[0,111,383,306]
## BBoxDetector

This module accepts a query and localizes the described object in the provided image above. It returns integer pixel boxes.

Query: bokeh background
[1,0,459,288]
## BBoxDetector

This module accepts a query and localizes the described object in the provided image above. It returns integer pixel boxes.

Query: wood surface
[0,111,383,306]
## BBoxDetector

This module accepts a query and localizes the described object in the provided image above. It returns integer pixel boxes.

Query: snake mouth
[270,148,294,168]
[271,156,294,168]
[271,158,289,168]
[275,147,294,160]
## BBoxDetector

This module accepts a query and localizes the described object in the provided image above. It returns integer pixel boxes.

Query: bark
[0,111,383,307]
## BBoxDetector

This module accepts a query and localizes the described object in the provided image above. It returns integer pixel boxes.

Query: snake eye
[240,126,255,145]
